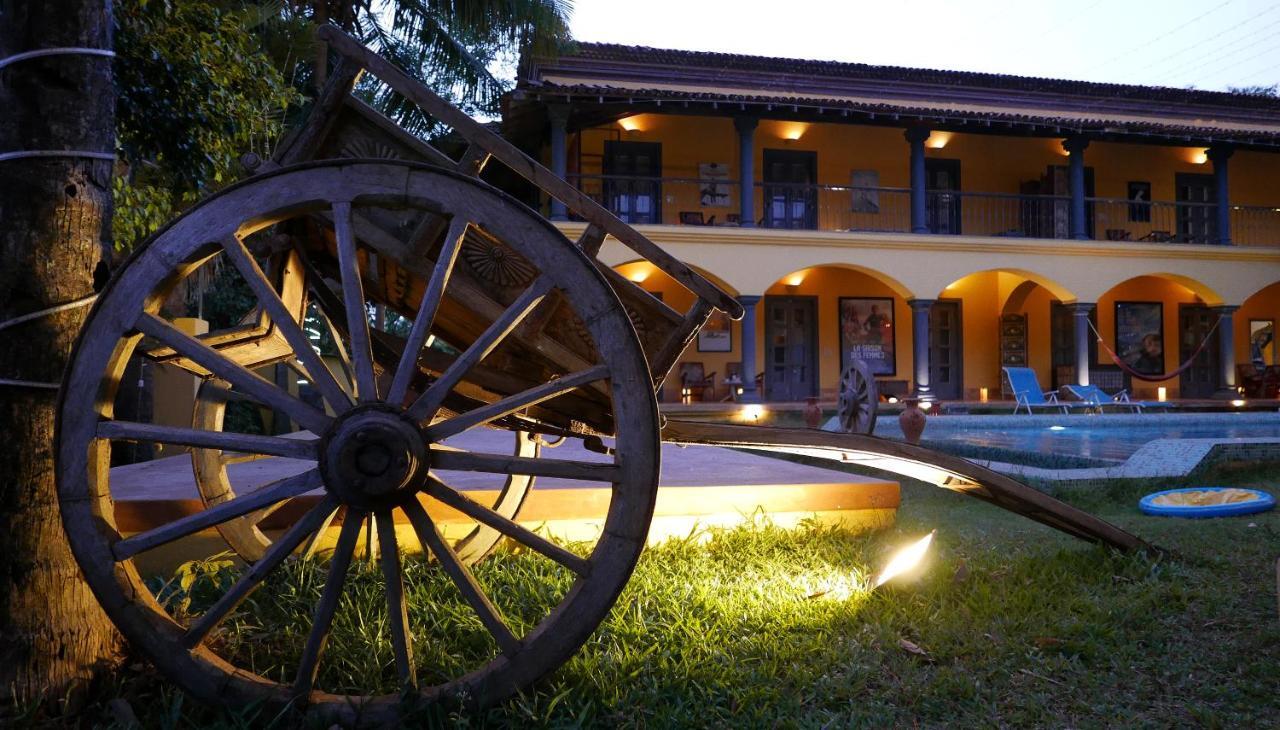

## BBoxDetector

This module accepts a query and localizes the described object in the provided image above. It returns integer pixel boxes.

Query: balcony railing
[564,174,1280,246]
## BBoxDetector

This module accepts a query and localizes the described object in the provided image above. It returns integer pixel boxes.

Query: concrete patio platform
[107,428,899,573]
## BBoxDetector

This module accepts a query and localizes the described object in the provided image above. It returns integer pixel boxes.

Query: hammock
[1088,316,1223,383]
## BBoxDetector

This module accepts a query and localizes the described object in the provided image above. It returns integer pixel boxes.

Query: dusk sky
[568,0,1280,92]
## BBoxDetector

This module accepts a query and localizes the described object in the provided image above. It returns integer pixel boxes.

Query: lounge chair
[1061,384,1142,413]
[1002,366,1075,414]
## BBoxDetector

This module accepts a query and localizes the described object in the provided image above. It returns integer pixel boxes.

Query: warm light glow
[874,530,935,587]
[919,400,933,411]
[979,387,989,403]
[736,387,744,395]
[1232,398,1247,407]
[784,271,807,287]
[617,115,644,132]
[887,396,899,404]
[944,281,959,290]
[627,268,650,284]
[1157,386,1167,402]
[742,404,765,421]
[778,122,808,141]
[925,131,952,149]
[1189,148,1209,165]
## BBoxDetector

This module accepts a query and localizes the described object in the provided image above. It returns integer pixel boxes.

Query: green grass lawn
[22,462,1280,728]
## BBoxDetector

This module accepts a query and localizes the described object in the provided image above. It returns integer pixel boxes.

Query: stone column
[734,117,758,227]
[1072,303,1095,386]
[1208,144,1233,245]
[1214,305,1239,398]
[1063,135,1090,240]
[548,104,570,221]
[738,295,762,402]
[909,299,935,400]
[905,128,930,234]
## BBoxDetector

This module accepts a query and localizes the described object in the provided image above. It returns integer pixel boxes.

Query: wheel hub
[320,406,428,505]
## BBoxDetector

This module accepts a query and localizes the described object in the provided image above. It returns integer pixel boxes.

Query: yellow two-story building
[502,43,1280,404]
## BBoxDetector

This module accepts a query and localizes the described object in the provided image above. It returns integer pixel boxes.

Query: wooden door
[925,159,961,234]
[763,149,817,229]
[929,300,963,400]
[1179,304,1220,398]
[1175,173,1216,244]
[764,296,818,401]
[603,141,662,224]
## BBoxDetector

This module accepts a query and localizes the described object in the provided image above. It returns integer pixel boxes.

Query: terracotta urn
[803,396,823,429]
[899,397,927,445]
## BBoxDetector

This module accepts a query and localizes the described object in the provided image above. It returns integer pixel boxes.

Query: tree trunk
[0,0,122,706]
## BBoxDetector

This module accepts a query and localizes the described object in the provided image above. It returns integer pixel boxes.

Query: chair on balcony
[1138,230,1174,242]
[1003,367,1078,414]
[679,211,716,226]
[1060,384,1143,413]
[679,362,716,402]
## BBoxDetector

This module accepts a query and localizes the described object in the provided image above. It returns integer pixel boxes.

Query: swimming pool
[872,412,1280,462]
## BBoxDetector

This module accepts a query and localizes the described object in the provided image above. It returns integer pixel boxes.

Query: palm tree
[302,0,573,133]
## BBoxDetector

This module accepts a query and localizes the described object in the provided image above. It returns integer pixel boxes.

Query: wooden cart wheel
[57,161,660,723]
[836,359,878,434]
[191,374,540,565]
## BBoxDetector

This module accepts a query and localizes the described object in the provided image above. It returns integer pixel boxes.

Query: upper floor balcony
[563,172,1280,247]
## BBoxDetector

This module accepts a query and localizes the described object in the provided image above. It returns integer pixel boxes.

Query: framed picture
[851,169,880,213]
[839,297,895,375]
[697,309,732,352]
[1114,301,1163,376]
[1127,181,1151,222]
[1250,319,1275,366]
[698,162,731,207]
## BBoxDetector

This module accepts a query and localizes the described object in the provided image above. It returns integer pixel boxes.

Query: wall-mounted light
[778,122,808,142]
[618,115,644,134]
[784,271,806,288]
[925,132,952,150]
[1157,386,1167,402]
[1190,148,1209,165]
[626,266,650,284]
[979,387,989,403]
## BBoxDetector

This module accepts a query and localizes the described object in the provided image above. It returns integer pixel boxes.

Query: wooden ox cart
[55,27,1150,724]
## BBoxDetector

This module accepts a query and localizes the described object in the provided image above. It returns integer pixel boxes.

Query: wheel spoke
[402,499,520,655]
[114,470,322,561]
[97,420,318,461]
[219,235,352,413]
[182,494,338,647]
[332,201,378,403]
[135,313,330,434]
[301,506,341,560]
[294,509,364,697]
[312,305,356,398]
[421,477,590,576]
[430,449,620,483]
[426,365,609,442]
[386,216,469,406]
[406,277,554,422]
[375,509,415,687]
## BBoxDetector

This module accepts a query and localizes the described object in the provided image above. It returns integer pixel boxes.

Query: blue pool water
[872,413,1280,462]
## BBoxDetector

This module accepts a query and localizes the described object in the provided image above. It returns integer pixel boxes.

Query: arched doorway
[934,269,1077,402]
[1095,274,1223,399]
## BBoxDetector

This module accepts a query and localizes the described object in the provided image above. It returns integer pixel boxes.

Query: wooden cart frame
[54,27,1151,725]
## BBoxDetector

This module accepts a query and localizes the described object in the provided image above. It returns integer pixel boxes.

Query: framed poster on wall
[839,297,895,375]
[1114,301,1164,376]
[1250,319,1275,366]
[697,309,732,352]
